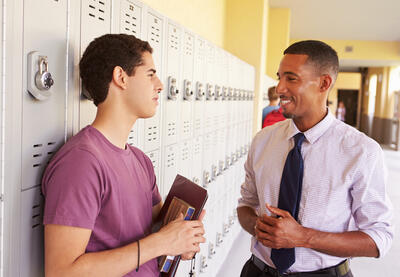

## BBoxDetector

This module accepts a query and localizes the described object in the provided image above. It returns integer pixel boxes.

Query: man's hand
[158,211,206,257]
[181,210,206,260]
[254,204,307,249]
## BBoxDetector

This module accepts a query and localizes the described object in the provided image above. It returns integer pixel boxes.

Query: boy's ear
[112,66,128,90]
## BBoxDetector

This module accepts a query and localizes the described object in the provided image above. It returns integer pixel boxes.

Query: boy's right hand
[157,214,205,256]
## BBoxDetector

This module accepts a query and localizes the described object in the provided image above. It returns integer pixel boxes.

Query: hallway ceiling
[269,0,400,41]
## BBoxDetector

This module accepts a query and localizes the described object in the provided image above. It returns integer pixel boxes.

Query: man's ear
[112,66,128,90]
[319,74,333,93]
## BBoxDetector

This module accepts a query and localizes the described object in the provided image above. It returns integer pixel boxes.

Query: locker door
[177,139,191,180]
[193,37,206,137]
[119,0,144,148]
[179,31,195,141]
[161,144,177,199]
[143,10,164,152]
[204,43,215,134]
[162,21,181,146]
[79,0,111,130]
[146,149,160,191]
[21,1,69,275]
[119,0,142,37]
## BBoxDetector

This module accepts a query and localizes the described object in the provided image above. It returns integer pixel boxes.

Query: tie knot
[293,133,305,148]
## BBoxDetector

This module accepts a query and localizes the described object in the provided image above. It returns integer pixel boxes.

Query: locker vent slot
[169,28,179,50]
[147,151,158,170]
[167,122,176,137]
[121,0,141,35]
[127,129,136,146]
[183,120,190,135]
[31,192,44,229]
[146,125,158,142]
[181,146,189,162]
[149,15,162,45]
[194,118,201,131]
[87,0,108,22]
[185,35,193,56]
[166,152,175,168]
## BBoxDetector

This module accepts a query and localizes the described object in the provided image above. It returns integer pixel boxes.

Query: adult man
[261,86,280,127]
[238,40,393,277]
[42,34,205,276]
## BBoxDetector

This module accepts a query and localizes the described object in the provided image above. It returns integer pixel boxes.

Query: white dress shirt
[238,111,394,273]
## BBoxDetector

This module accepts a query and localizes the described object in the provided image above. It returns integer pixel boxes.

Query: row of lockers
[0,0,256,276]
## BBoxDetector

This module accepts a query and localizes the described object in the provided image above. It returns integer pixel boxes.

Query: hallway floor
[217,147,400,277]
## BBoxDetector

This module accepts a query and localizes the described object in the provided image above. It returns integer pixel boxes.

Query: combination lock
[35,57,54,90]
[27,51,55,101]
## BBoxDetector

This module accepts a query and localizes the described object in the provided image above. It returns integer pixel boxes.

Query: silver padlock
[35,56,54,91]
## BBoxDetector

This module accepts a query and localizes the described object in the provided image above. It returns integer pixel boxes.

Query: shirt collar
[285,109,335,144]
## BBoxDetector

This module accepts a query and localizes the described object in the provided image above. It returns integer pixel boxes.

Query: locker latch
[218,160,225,173]
[206,83,214,100]
[27,51,55,100]
[216,232,223,246]
[223,223,230,236]
[214,85,222,100]
[229,215,235,226]
[233,88,239,100]
[203,171,211,187]
[211,164,219,180]
[196,82,205,100]
[208,243,216,258]
[199,255,208,273]
[222,86,229,99]
[183,79,193,100]
[225,155,232,167]
[228,87,233,100]
[192,177,200,185]
[168,76,179,100]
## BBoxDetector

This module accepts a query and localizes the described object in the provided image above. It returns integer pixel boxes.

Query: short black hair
[79,34,153,106]
[284,40,339,83]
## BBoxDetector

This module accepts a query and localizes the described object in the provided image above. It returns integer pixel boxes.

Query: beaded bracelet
[136,240,140,272]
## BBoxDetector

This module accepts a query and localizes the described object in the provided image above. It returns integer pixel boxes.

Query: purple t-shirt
[42,126,162,276]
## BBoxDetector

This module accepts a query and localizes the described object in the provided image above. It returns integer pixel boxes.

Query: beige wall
[329,72,362,115]
[266,8,290,78]
[140,0,226,47]
[225,0,269,134]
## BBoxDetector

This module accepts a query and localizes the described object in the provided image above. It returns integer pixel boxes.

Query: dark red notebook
[156,174,208,277]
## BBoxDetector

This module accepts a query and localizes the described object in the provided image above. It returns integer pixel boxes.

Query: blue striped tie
[270,132,305,274]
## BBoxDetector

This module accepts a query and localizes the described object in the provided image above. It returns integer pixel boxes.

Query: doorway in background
[338,89,359,127]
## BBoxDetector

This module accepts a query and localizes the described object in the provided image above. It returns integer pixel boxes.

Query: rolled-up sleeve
[238,139,260,210]
[351,143,394,258]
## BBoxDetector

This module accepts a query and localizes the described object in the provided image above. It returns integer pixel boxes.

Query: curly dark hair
[79,34,153,106]
[284,40,339,82]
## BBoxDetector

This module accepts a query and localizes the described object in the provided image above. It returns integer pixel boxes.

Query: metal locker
[143,9,164,153]
[193,36,206,137]
[191,136,203,186]
[117,0,145,149]
[204,42,215,134]
[178,30,195,141]
[146,149,161,192]
[161,143,178,199]
[20,1,69,275]
[177,139,192,181]
[162,21,181,146]
[78,0,112,130]
[0,1,3,270]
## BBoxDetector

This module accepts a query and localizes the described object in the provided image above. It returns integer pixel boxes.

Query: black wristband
[136,240,140,272]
